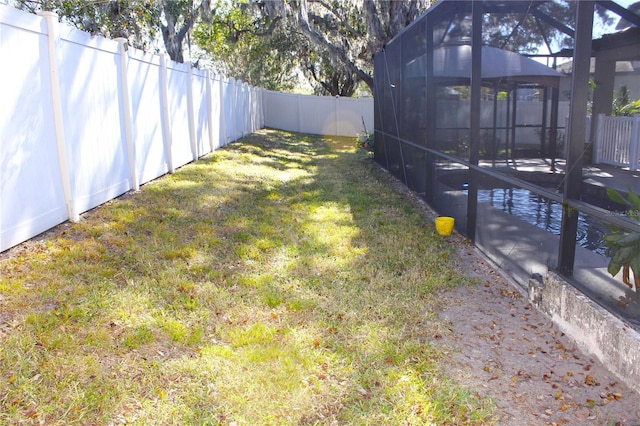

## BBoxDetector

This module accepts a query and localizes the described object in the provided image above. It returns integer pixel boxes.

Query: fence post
[239,81,244,137]
[159,54,174,173]
[237,80,244,138]
[297,94,302,133]
[258,88,263,130]
[594,113,604,165]
[227,78,235,142]
[334,96,339,136]
[187,63,197,161]
[114,38,138,191]
[38,11,79,222]
[205,70,215,153]
[244,82,250,136]
[631,115,640,171]
[219,75,227,146]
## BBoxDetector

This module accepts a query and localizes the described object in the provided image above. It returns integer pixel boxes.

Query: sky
[595,0,638,37]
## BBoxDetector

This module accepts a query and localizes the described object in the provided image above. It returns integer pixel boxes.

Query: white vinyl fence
[262,90,374,137]
[594,114,640,171]
[0,5,263,252]
[261,92,573,147]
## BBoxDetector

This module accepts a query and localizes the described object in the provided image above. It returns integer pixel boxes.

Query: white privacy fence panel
[193,68,211,157]
[0,5,263,252]
[595,114,640,171]
[262,91,577,143]
[128,50,169,185]
[263,91,301,133]
[0,7,68,248]
[166,61,194,169]
[262,90,375,137]
[299,95,335,135]
[209,75,224,150]
[236,82,247,139]
[58,29,131,215]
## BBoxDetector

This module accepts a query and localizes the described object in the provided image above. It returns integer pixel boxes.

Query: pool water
[477,188,608,255]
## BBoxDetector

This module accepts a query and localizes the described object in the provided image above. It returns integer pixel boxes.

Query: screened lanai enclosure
[373,0,640,328]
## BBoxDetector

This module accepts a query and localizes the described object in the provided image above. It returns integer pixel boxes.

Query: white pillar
[334,96,339,136]
[205,70,215,153]
[114,38,138,191]
[259,89,265,129]
[594,113,604,165]
[187,63,197,160]
[219,76,227,146]
[159,54,174,173]
[229,78,237,142]
[38,11,79,222]
[631,115,640,172]
[296,94,302,133]
[244,82,250,136]
[236,79,244,139]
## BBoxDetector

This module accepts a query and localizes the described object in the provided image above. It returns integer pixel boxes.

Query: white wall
[0,5,263,252]
[262,90,374,137]
[260,88,574,148]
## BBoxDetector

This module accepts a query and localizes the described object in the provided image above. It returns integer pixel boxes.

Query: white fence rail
[0,5,263,252]
[594,114,640,171]
[262,90,374,137]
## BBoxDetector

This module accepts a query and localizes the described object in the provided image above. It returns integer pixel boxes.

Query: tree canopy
[14,0,213,63]
[194,0,613,95]
[9,0,620,96]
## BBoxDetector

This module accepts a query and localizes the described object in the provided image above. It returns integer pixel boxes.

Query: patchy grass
[0,129,495,425]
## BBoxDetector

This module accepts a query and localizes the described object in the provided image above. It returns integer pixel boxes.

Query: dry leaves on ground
[434,235,640,426]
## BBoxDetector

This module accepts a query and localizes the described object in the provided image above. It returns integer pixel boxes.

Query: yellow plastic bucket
[435,216,455,236]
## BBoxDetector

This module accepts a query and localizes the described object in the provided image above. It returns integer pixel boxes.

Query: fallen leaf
[585,375,599,386]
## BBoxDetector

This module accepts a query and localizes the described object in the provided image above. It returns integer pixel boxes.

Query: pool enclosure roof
[405,43,567,88]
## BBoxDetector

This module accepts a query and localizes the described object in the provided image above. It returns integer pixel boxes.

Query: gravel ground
[434,233,640,426]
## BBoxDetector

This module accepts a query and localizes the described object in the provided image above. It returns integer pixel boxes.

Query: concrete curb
[529,272,640,395]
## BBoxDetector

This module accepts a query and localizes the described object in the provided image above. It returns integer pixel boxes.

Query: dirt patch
[372,162,640,424]
[435,233,640,425]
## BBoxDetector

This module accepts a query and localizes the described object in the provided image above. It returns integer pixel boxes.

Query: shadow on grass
[0,129,492,425]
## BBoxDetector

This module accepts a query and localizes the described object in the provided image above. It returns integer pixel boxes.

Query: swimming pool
[477,188,608,255]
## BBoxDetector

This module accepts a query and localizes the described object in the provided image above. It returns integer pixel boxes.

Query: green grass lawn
[0,129,495,425]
